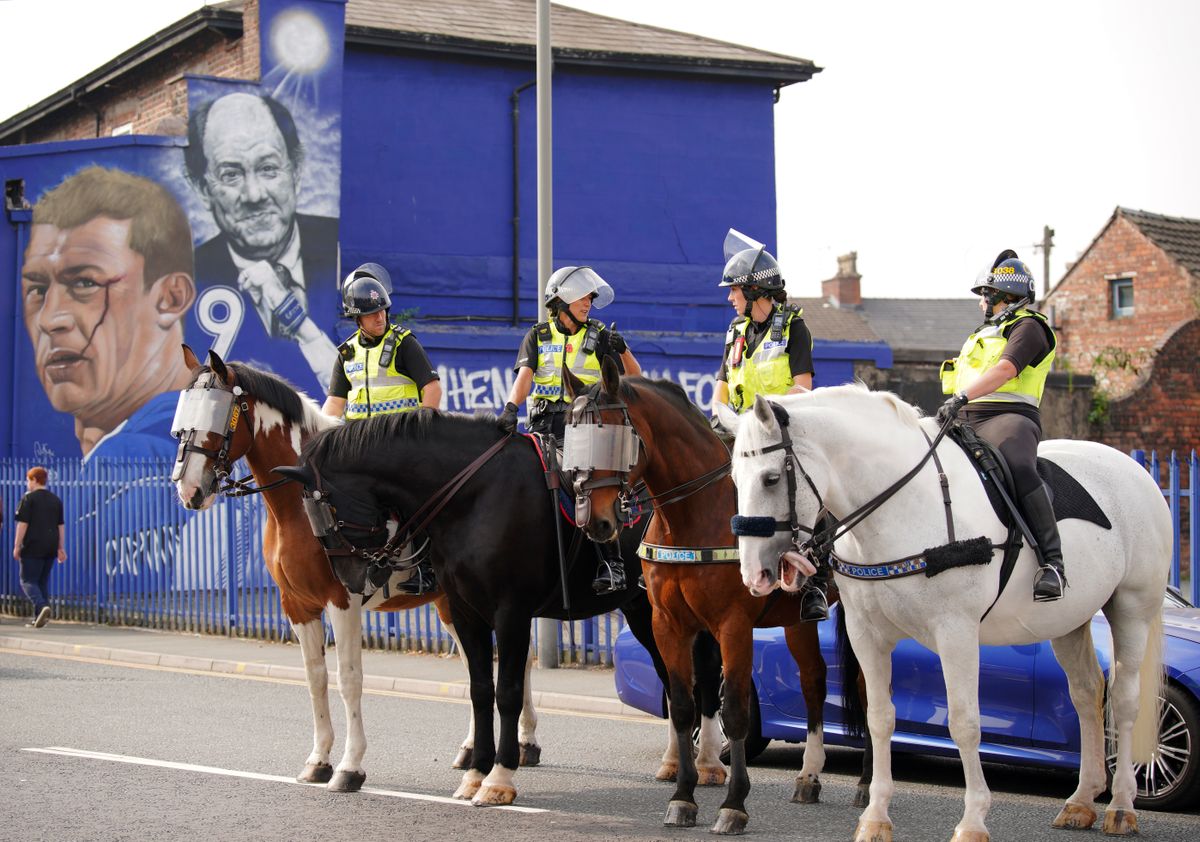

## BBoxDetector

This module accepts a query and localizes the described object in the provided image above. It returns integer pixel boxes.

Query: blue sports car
[613,587,1200,811]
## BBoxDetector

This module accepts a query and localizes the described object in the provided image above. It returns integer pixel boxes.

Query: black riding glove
[606,325,627,355]
[936,392,969,426]
[498,401,520,433]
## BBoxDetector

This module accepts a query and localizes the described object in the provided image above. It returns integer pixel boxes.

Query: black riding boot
[800,563,831,622]
[394,558,437,595]
[1022,485,1066,602]
[592,541,626,594]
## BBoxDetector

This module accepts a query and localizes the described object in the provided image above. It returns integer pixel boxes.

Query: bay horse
[171,347,542,791]
[561,362,869,835]
[723,387,1170,842]
[291,402,725,806]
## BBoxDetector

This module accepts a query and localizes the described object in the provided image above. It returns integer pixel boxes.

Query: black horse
[289,410,725,805]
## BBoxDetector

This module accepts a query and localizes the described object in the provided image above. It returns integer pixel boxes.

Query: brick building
[1044,207,1200,454]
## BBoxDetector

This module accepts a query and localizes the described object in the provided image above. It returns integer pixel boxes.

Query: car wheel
[1105,683,1200,811]
[693,683,771,765]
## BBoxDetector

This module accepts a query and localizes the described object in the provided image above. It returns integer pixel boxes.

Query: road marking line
[22,747,547,813]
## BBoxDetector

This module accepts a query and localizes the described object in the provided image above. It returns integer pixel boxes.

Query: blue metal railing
[0,457,623,664]
[1130,450,1198,604]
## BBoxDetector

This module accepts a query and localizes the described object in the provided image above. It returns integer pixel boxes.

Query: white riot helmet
[544,266,615,311]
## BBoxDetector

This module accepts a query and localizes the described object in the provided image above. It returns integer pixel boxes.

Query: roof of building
[856,298,981,355]
[0,1,818,141]
[790,298,883,344]
[1119,207,1200,278]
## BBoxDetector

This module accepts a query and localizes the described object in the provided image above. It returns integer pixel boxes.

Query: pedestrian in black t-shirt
[14,466,66,628]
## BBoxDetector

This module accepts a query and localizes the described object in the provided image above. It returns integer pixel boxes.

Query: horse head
[171,346,256,510]
[729,395,825,596]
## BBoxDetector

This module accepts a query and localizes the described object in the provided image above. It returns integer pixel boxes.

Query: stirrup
[592,559,626,594]
[800,585,829,622]
[1033,565,1064,603]
[395,563,437,595]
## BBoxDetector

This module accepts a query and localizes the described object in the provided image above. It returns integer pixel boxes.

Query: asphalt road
[4,649,1199,842]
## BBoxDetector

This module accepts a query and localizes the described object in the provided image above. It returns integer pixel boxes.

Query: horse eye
[763,472,781,487]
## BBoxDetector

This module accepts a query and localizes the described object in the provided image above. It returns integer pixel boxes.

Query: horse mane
[227,362,334,436]
[303,409,505,466]
[789,381,925,429]
[621,377,713,438]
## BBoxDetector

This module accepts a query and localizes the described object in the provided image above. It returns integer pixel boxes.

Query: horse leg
[621,593,684,782]
[1101,604,1163,837]
[326,595,367,792]
[693,631,728,787]
[1048,623,1104,830]
[442,620,476,769]
[292,617,335,784]
[452,615,496,801]
[846,617,897,842]
[936,630,991,842]
[655,618,701,827]
[517,640,542,766]
[783,621,826,804]
[711,625,754,835]
[472,614,530,806]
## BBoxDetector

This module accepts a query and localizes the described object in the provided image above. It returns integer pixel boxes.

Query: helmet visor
[723,228,765,262]
[546,266,614,309]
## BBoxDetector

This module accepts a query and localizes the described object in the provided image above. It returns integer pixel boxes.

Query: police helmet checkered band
[562,422,640,473]
[970,254,1036,299]
[544,266,615,309]
[171,387,235,437]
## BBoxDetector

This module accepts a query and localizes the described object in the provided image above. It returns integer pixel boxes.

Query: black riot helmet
[342,263,392,318]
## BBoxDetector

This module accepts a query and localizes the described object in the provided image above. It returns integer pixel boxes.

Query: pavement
[0,614,656,721]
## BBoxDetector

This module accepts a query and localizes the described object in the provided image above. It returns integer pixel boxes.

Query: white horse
[717,386,1170,842]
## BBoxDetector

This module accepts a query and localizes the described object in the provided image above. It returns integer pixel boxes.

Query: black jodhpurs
[966,411,1043,498]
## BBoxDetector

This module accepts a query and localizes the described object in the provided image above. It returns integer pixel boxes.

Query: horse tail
[1129,608,1164,764]
[837,606,866,740]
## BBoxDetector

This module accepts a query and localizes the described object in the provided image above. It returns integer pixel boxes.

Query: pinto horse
[723,387,1170,842]
[171,348,541,790]
[290,405,726,806]
[561,362,869,835]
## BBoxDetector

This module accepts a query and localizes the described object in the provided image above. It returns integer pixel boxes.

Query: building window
[1110,277,1134,319]
[110,123,133,137]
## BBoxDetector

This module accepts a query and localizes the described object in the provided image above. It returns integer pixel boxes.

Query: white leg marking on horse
[328,595,366,776]
[656,715,681,780]
[443,622,476,760]
[694,714,724,769]
[798,722,826,782]
[293,618,333,770]
[474,764,518,806]
[518,643,539,747]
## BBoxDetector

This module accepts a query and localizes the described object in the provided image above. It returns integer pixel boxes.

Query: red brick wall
[1047,214,1200,399]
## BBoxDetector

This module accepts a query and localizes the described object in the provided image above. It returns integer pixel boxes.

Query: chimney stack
[822,251,862,308]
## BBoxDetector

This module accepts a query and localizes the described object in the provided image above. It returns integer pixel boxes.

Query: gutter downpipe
[510,80,535,326]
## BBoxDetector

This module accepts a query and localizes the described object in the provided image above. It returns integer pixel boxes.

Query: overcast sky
[2,0,1197,299]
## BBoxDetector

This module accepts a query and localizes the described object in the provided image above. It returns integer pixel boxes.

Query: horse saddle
[948,424,1112,533]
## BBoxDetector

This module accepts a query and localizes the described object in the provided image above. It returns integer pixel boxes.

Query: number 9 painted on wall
[196,287,244,359]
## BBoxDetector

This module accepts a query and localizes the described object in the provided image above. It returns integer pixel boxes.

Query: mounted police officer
[322,262,441,594]
[714,230,828,621]
[937,250,1064,602]
[499,266,642,593]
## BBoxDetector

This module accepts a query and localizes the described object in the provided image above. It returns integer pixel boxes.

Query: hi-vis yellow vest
[343,325,420,420]
[725,306,806,413]
[530,319,603,406]
[940,309,1057,406]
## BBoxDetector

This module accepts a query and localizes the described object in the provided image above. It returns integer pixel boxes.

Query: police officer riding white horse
[713,231,829,622]
[937,251,1066,601]
[499,266,642,594]
[322,262,442,595]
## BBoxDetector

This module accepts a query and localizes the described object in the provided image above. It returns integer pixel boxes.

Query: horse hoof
[472,784,517,806]
[854,819,893,842]
[327,769,366,793]
[791,775,821,804]
[655,762,678,782]
[519,742,541,767]
[1052,803,1098,830]
[852,784,871,809]
[664,800,699,827]
[697,765,728,786]
[1102,809,1138,836]
[296,762,333,784]
[451,747,473,769]
[950,830,989,842]
[710,808,749,835]
[453,771,484,800]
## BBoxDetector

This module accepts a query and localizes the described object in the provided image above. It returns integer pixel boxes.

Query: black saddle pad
[949,429,1112,531]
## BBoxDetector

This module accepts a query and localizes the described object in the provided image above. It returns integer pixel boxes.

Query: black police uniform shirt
[717,311,815,383]
[513,323,627,395]
[959,317,1053,425]
[328,328,440,400]
[15,488,64,558]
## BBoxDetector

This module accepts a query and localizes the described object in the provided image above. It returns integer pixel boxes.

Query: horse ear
[272,464,315,491]
[182,344,201,372]
[562,361,586,400]
[207,349,229,382]
[752,395,777,430]
[600,355,620,400]
[714,400,739,433]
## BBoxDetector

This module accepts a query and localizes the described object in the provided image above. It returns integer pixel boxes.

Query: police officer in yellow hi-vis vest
[937,250,1064,602]
[500,266,642,593]
[714,230,828,620]
[322,263,442,421]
